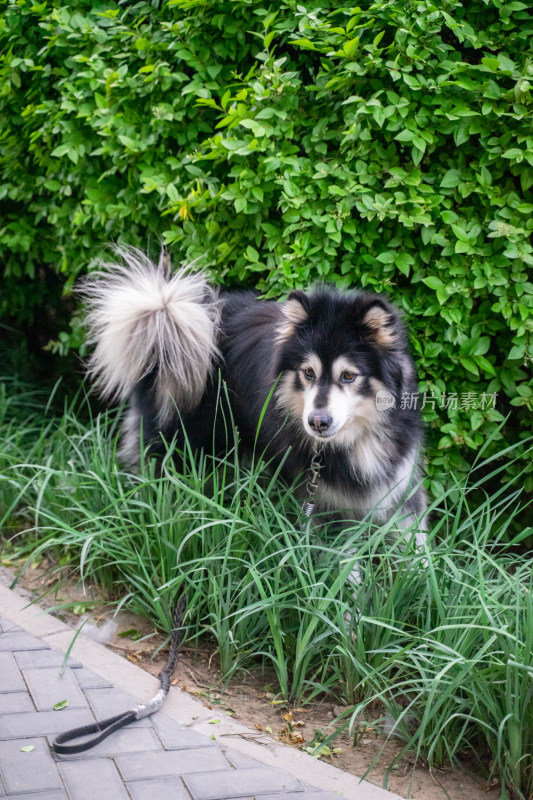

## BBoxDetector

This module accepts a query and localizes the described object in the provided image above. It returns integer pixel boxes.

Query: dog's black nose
[308,412,333,433]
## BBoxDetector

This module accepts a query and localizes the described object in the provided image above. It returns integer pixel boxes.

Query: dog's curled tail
[82,246,220,421]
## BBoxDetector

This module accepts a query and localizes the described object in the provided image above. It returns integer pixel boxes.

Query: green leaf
[451,224,471,243]
[481,57,500,72]
[264,30,276,49]
[412,135,426,153]
[455,239,473,254]
[460,337,490,357]
[53,700,69,711]
[240,119,267,137]
[478,166,492,187]
[395,129,414,142]
[440,169,461,188]
[470,410,484,431]
[291,38,318,50]
[474,356,496,375]
[396,253,413,276]
[51,144,71,158]
[343,37,359,58]
[425,341,442,358]
[461,357,479,376]
[167,184,179,203]
[508,344,526,360]
[20,745,35,752]
[118,628,141,640]
[502,148,523,160]
[245,245,259,261]
[376,251,396,264]
[423,277,444,290]
[441,210,458,224]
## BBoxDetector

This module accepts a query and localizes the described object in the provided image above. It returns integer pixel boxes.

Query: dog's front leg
[343,548,363,631]
[394,509,429,566]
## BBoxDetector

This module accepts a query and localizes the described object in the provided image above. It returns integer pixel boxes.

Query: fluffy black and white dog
[84,247,426,548]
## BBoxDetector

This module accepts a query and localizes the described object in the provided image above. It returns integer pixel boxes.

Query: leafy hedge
[1,0,532,493]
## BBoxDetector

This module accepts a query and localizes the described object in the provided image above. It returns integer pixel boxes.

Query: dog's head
[275,287,414,445]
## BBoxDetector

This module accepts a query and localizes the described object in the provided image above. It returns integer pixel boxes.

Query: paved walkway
[0,584,400,800]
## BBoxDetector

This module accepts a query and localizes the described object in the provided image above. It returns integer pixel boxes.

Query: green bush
[1,0,532,492]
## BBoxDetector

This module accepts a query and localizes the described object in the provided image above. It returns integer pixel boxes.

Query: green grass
[0,379,532,799]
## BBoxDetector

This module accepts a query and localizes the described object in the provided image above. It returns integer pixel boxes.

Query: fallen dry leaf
[278,727,305,746]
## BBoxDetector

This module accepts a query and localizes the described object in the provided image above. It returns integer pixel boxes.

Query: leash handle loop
[52,709,137,755]
[52,593,186,757]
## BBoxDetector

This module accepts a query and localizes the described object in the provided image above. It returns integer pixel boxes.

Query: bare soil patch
[3,560,499,800]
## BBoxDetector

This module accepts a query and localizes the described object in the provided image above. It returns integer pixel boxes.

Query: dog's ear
[361,298,399,348]
[287,290,311,316]
[276,290,310,344]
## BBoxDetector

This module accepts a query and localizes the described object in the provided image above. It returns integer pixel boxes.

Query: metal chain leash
[301,443,325,520]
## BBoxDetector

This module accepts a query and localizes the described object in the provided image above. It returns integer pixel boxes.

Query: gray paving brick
[0,618,21,633]
[2,793,67,800]
[22,666,88,711]
[0,631,49,652]
[116,747,229,781]
[14,648,81,670]
[126,776,191,800]
[0,736,62,794]
[0,709,94,739]
[301,781,345,794]
[0,692,34,713]
[152,714,215,750]
[261,794,339,800]
[49,726,162,758]
[183,767,302,799]
[60,758,130,800]
[84,686,150,725]
[223,749,265,770]
[0,652,25,693]
[0,789,67,800]
[72,667,112,689]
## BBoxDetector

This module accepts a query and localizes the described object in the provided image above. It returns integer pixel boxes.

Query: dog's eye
[303,367,315,381]
[340,370,357,383]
